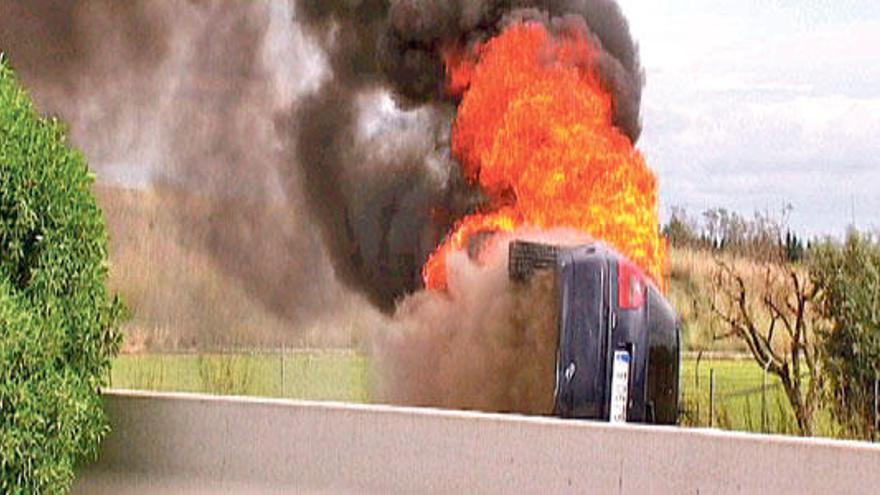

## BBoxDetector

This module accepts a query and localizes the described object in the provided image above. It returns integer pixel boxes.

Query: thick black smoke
[289,0,645,310]
[380,0,644,139]
[0,0,644,318]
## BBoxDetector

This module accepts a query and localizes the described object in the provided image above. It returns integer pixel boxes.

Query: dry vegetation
[669,243,825,435]
[669,247,744,352]
[95,185,374,352]
[669,247,816,354]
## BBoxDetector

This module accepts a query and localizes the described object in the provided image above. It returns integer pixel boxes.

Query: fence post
[281,345,286,398]
[761,359,771,434]
[874,373,878,442]
[695,351,703,425]
[761,369,766,434]
[709,368,716,428]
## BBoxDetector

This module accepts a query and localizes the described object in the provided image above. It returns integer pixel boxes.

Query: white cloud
[618,1,880,236]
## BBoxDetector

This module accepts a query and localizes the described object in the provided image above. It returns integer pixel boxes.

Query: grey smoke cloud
[0,0,645,315]
[0,0,339,325]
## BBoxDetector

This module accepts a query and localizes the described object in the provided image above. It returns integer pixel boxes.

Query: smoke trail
[277,87,474,312]
[0,1,171,100]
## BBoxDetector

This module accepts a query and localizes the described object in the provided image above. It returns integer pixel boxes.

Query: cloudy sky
[617,0,880,237]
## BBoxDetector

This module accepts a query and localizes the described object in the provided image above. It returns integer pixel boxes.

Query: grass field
[681,358,795,433]
[110,351,371,403]
[110,351,840,436]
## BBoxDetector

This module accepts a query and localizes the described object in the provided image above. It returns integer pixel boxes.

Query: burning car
[509,240,680,425]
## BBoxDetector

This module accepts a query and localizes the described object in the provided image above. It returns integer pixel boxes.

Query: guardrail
[74,390,880,494]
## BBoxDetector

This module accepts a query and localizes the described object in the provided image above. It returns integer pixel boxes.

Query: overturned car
[509,240,680,425]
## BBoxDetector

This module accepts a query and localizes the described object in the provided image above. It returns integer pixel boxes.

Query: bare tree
[710,252,822,436]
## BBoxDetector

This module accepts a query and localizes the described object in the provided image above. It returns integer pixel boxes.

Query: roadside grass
[110,351,371,403]
[681,358,841,437]
[681,358,795,433]
[110,352,840,436]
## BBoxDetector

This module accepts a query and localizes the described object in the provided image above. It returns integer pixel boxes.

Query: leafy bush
[811,231,880,439]
[0,55,123,493]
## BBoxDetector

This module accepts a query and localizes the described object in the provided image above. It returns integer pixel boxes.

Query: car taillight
[618,259,647,310]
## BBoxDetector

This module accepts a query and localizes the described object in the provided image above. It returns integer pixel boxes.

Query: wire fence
[680,359,880,440]
[679,359,799,434]
[108,347,371,404]
[107,349,880,439]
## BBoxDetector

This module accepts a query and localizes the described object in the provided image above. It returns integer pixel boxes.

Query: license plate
[610,350,631,423]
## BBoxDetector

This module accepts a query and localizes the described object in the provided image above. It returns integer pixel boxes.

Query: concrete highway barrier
[74,390,880,494]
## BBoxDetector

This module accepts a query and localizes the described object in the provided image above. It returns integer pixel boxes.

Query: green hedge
[0,54,123,493]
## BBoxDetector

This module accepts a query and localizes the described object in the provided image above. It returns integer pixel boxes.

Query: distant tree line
[663,205,806,262]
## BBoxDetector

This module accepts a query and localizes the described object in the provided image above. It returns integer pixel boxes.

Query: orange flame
[424,22,667,291]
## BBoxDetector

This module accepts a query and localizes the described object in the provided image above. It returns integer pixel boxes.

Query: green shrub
[811,231,880,439]
[197,354,255,396]
[0,54,123,493]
